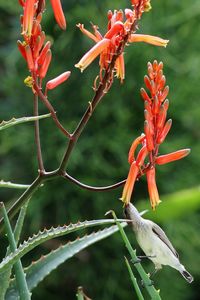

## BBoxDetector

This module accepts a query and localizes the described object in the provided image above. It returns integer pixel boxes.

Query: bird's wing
[150,221,179,258]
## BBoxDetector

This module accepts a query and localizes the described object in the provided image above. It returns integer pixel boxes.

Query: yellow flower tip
[144,3,152,12]
[76,23,82,29]
[24,76,34,88]
[22,41,27,47]
[163,39,170,48]
[119,198,127,208]
[119,196,129,205]
[75,63,84,72]
[151,199,161,211]
[119,196,125,203]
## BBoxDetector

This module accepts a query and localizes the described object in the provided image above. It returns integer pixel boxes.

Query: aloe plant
[5,224,126,299]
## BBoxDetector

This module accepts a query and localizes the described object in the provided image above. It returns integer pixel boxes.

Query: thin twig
[34,91,45,173]
[58,19,137,172]
[62,172,126,191]
[0,176,43,231]
[34,83,71,139]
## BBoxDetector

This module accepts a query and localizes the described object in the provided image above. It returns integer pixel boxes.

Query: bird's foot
[131,257,141,265]
[138,255,156,259]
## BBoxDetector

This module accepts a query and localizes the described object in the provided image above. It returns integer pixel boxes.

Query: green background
[0,0,200,299]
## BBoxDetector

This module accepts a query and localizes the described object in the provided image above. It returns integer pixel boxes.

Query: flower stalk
[121,61,190,209]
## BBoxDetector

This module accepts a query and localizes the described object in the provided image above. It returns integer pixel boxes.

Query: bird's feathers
[150,221,179,259]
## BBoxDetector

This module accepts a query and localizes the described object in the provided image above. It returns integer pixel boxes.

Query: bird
[124,202,194,283]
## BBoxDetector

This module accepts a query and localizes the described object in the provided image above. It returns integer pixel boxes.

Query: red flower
[121,61,190,209]
[46,71,71,92]
[75,8,168,83]
[18,0,69,86]
[50,0,66,30]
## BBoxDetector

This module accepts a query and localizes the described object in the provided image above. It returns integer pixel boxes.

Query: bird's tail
[180,269,194,283]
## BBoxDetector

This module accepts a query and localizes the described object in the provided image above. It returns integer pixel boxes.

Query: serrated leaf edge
[0,219,127,273]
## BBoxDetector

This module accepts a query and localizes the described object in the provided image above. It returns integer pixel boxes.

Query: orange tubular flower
[155,149,191,165]
[146,167,161,210]
[129,34,169,47]
[75,39,111,72]
[75,4,168,83]
[121,61,190,209]
[18,0,69,88]
[38,49,52,79]
[22,0,36,36]
[121,162,139,205]
[128,135,145,164]
[50,0,66,30]
[25,45,35,71]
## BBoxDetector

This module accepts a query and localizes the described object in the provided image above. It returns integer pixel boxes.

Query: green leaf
[0,219,127,274]
[0,114,51,131]
[6,224,126,299]
[124,257,144,300]
[0,180,30,190]
[0,203,29,300]
[0,203,30,300]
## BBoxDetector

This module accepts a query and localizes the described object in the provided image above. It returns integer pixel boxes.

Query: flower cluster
[17,0,70,92]
[75,0,168,83]
[121,61,190,209]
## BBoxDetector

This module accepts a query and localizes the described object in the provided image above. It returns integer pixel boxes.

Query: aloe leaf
[124,257,144,300]
[0,219,127,274]
[0,114,51,131]
[5,224,126,299]
[0,203,30,300]
[0,203,29,300]
[0,180,30,190]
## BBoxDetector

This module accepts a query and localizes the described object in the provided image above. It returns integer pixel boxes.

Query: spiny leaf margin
[0,219,127,274]
[6,223,126,299]
[0,114,51,131]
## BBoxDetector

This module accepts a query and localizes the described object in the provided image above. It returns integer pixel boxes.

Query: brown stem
[58,15,139,173]
[0,8,143,230]
[0,175,43,232]
[34,92,45,173]
[34,83,71,139]
[62,172,126,191]
[58,82,108,171]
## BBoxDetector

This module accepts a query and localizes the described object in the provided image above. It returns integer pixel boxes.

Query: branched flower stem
[0,10,139,229]
[34,82,71,139]
[34,90,45,173]
[62,172,126,191]
[58,16,138,172]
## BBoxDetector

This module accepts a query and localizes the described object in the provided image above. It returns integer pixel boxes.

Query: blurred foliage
[0,0,200,299]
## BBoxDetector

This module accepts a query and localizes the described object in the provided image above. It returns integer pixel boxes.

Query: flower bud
[155,149,191,165]
[46,71,71,90]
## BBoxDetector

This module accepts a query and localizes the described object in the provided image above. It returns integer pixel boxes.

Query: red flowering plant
[121,60,190,209]
[0,0,192,299]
